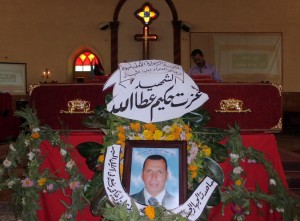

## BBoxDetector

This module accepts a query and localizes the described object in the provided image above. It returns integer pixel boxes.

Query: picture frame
[0,62,27,95]
[123,140,187,209]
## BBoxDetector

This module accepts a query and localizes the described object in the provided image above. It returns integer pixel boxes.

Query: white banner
[103,60,208,123]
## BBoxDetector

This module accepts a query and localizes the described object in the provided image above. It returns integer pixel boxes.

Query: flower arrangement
[0,103,299,221]
[0,108,90,221]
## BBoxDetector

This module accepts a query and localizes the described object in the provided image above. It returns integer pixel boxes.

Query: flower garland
[0,108,89,221]
[0,107,299,221]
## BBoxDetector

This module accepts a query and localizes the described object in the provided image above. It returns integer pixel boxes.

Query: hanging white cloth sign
[103,60,209,123]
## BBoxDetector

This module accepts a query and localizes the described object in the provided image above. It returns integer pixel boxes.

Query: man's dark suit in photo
[131,155,178,210]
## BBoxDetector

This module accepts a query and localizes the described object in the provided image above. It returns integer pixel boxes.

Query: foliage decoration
[0,107,90,221]
[0,103,299,221]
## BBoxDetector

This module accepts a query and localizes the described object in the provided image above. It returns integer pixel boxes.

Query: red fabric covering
[37,132,103,221]
[0,92,20,142]
[37,133,287,221]
[29,84,110,131]
[209,134,287,221]
[197,83,282,132]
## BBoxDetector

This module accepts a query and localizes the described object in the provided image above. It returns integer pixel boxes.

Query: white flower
[162,125,172,133]
[269,179,276,185]
[3,158,12,168]
[24,139,30,147]
[27,151,35,161]
[32,148,40,153]
[276,207,284,213]
[60,149,67,156]
[9,144,16,151]
[127,132,135,140]
[229,153,239,162]
[270,209,273,214]
[66,160,75,169]
[247,159,256,163]
[32,127,40,133]
[7,180,15,188]
[233,166,243,174]
[237,216,244,221]
[257,202,263,208]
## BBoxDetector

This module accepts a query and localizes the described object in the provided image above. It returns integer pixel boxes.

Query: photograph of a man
[131,154,178,210]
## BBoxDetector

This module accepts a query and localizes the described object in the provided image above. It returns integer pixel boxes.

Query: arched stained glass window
[73,50,106,83]
[75,51,103,72]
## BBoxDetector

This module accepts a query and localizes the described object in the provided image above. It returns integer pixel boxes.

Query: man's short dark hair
[191,49,203,57]
[142,155,168,170]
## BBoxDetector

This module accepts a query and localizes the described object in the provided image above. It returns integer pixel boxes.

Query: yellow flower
[183,124,192,133]
[31,132,40,139]
[144,205,155,220]
[171,124,182,134]
[185,133,193,141]
[116,140,125,148]
[165,134,175,140]
[202,146,211,157]
[120,152,124,160]
[130,122,140,132]
[38,177,47,186]
[172,132,180,140]
[191,171,197,179]
[134,135,141,140]
[117,126,125,133]
[98,155,105,163]
[144,123,157,132]
[120,164,124,177]
[187,144,191,151]
[153,130,163,140]
[118,133,126,141]
[143,130,153,140]
[189,164,198,172]
[235,179,242,186]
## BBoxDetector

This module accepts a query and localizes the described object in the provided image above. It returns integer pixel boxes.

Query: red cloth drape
[37,132,287,221]
[209,134,287,221]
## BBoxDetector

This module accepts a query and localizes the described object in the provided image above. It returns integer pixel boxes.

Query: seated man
[131,155,178,210]
[188,49,222,82]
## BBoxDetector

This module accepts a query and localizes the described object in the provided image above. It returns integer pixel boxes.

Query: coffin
[29,82,282,132]
[29,83,109,131]
[198,83,282,132]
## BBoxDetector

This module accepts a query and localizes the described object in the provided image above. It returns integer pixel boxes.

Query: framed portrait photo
[123,140,187,210]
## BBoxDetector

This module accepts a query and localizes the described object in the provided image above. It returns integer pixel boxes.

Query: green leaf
[207,187,221,206]
[76,142,104,158]
[196,127,228,143]
[82,115,108,129]
[181,108,210,128]
[90,189,110,216]
[209,142,228,163]
[203,157,224,185]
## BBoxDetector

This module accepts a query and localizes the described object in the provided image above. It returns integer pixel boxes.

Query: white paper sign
[103,145,218,221]
[103,60,209,123]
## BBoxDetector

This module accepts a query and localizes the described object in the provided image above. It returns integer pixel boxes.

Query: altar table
[37,132,287,221]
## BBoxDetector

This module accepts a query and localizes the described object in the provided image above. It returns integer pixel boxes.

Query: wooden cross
[134,26,158,60]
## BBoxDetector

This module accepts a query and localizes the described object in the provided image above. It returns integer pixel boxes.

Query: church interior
[0,0,300,220]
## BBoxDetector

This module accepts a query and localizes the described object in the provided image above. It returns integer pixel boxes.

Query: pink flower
[69,181,80,190]
[231,203,245,215]
[21,178,34,188]
[46,183,54,191]
[64,213,72,219]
